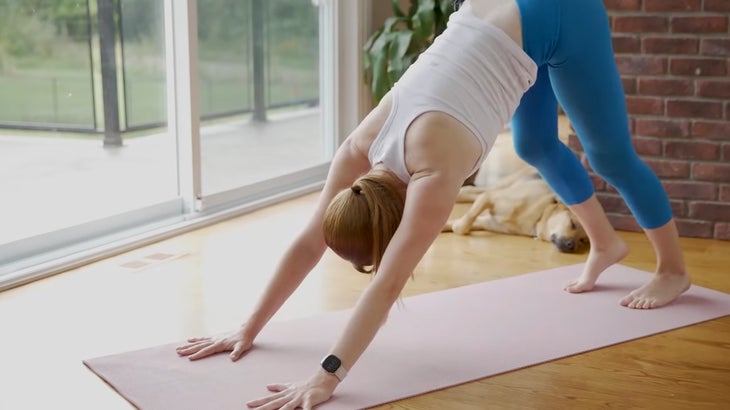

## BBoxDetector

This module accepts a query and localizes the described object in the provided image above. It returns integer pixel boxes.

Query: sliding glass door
[0,0,179,275]
[0,0,346,288]
[196,0,329,207]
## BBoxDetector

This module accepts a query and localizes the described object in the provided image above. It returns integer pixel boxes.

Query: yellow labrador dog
[444,128,589,253]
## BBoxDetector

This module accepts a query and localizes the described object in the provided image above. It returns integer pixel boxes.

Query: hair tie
[351,185,362,195]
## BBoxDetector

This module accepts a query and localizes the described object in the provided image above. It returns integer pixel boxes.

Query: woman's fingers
[266,383,289,392]
[175,340,214,356]
[246,389,289,408]
[279,400,301,410]
[230,341,247,361]
[187,341,226,360]
[186,337,211,343]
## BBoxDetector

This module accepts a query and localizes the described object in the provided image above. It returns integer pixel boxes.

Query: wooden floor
[1,193,729,410]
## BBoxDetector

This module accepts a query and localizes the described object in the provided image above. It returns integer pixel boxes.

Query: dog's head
[542,202,590,253]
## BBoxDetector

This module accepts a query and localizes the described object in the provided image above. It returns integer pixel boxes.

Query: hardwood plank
[0,194,728,409]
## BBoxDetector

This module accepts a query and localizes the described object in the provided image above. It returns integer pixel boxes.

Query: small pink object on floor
[84,264,730,410]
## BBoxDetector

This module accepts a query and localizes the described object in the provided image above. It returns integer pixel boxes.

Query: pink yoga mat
[84,264,730,410]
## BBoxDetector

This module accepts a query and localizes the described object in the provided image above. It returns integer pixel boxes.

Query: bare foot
[564,236,629,293]
[620,272,691,309]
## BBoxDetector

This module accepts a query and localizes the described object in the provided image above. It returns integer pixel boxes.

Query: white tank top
[368,9,537,183]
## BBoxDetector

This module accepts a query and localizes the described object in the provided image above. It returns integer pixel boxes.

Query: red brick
[664,141,719,160]
[613,36,641,53]
[597,193,630,213]
[568,133,583,151]
[672,16,728,34]
[615,16,669,33]
[645,0,701,12]
[670,58,726,76]
[689,202,730,222]
[667,100,723,119]
[608,214,641,232]
[604,183,619,194]
[622,77,637,94]
[604,0,642,11]
[627,96,665,115]
[580,152,593,171]
[693,163,730,182]
[691,121,730,139]
[726,102,730,120]
[590,173,606,191]
[675,219,714,238]
[700,39,730,57]
[635,118,690,138]
[704,0,730,12]
[646,159,690,178]
[632,136,663,156]
[724,143,730,160]
[638,78,693,96]
[696,80,730,99]
[643,37,698,55]
[670,199,686,217]
[616,56,667,75]
[714,223,730,240]
[720,184,730,201]
[663,181,718,200]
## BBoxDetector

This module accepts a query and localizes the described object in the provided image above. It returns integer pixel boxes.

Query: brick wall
[568,0,730,239]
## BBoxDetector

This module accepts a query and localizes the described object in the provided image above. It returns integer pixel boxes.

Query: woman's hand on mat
[246,370,337,410]
[175,327,253,361]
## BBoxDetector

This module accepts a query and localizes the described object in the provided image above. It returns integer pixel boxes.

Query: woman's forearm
[328,273,407,376]
[242,231,327,340]
[325,172,463,380]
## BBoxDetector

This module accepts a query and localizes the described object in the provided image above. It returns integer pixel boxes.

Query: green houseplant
[363,0,455,103]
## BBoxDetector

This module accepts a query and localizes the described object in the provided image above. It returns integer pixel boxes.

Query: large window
[198,0,325,195]
[0,0,178,264]
[0,0,358,289]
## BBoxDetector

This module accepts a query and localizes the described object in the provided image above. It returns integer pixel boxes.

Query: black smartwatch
[320,354,348,381]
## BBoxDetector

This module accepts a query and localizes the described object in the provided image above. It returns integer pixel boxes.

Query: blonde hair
[323,171,405,274]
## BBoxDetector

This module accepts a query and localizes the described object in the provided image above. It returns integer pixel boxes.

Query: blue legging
[511,0,672,229]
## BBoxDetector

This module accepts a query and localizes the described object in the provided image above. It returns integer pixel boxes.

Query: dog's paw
[450,219,472,235]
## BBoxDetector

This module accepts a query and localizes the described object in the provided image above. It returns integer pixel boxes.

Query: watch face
[322,355,341,373]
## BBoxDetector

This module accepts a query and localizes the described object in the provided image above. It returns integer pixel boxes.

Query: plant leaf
[391,0,405,17]
[439,0,454,14]
[362,29,383,75]
[435,0,453,36]
[411,0,435,39]
[383,16,407,33]
[386,31,414,85]
[371,52,390,102]
[388,31,413,60]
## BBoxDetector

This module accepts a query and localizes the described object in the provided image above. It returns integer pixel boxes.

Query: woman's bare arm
[241,138,372,340]
[327,167,466,374]
[177,138,371,360]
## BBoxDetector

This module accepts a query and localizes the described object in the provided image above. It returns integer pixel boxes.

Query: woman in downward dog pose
[177,0,690,408]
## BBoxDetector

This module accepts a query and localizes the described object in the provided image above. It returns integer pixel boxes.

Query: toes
[627,297,652,309]
[566,284,581,293]
[627,296,642,309]
[619,293,635,307]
